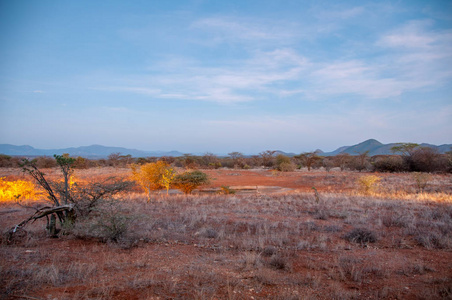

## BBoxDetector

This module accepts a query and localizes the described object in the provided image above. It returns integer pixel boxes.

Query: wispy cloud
[97,48,308,104]
[97,14,452,104]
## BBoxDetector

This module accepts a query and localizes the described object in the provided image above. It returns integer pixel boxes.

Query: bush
[268,255,292,271]
[275,155,295,172]
[130,161,173,200]
[219,185,236,194]
[410,147,441,172]
[357,175,381,194]
[34,156,57,169]
[72,201,134,246]
[174,170,209,194]
[412,172,431,192]
[344,228,377,244]
[372,156,406,172]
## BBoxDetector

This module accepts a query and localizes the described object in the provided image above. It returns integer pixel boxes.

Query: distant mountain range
[0,144,184,158]
[319,139,452,156]
[0,139,450,158]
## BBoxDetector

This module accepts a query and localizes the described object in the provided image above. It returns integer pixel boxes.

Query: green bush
[174,170,209,194]
[275,155,295,172]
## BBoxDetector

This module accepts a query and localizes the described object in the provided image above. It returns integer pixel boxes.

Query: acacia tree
[391,143,419,171]
[260,150,277,168]
[228,152,245,169]
[333,153,351,171]
[295,152,322,171]
[354,151,370,172]
[390,143,419,157]
[131,161,174,200]
[173,170,209,194]
[201,152,221,169]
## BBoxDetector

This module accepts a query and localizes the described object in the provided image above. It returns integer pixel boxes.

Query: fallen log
[6,204,74,243]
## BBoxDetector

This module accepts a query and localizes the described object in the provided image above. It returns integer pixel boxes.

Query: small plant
[268,255,291,271]
[219,185,236,194]
[412,172,431,192]
[262,245,277,257]
[344,228,377,244]
[196,227,218,239]
[76,201,131,244]
[241,252,263,270]
[357,175,381,194]
[312,187,320,203]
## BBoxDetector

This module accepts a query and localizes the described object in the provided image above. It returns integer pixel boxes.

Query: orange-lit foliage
[131,161,173,200]
[0,177,42,202]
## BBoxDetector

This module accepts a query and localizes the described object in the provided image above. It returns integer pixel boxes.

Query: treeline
[0,146,451,173]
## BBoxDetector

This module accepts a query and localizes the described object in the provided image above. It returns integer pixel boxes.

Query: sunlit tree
[131,161,173,200]
[160,167,176,195]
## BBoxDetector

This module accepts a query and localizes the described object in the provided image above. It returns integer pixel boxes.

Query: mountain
[321,139,452,156]
[1,140,451,158]
[0,144,184,158]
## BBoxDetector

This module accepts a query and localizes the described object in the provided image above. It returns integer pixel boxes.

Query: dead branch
[7,204,74,241]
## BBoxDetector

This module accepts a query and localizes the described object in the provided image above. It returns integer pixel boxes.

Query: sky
[0,0,451,154]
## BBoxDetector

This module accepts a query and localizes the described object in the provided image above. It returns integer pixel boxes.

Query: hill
[1,140,451,158]
[321,139,452,156]
[0,144,183,158]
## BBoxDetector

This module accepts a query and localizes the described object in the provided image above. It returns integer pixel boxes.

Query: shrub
[357,175,381,194]
[34,156,57,169]
[0,154,14,167]
[414,231,451,249]
[219,186,236,194]
[174,170,209,194]
[262,245,277,257]
[372,156,405,172]
[73,201,133,245]
[130,161,173,200]
[268,255,291,271]
[412,172,431,192]
[275,154,293,171]
[278,162,296,172]
[344,228,377,244]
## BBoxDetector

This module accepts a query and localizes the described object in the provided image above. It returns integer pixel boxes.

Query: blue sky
[1,0,451,154]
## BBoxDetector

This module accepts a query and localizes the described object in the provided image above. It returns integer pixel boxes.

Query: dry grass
[0,168,451,299]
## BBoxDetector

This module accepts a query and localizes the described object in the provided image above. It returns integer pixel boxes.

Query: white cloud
[96,48,308,104]
[99,16,452,103]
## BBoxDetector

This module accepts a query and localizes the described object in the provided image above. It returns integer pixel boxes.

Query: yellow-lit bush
[357,175,381,195]
[130,161,173,200]
[0,177,41,202]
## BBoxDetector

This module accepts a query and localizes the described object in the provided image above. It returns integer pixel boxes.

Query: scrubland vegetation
[0,147,451,299]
